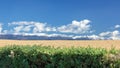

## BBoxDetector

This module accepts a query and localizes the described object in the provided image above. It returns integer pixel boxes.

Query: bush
[0,45,119,68]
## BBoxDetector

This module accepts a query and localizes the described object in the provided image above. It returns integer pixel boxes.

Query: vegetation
[0,45,120,68]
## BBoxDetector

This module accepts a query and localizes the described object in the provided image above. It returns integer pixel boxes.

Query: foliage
[0,45,119,68]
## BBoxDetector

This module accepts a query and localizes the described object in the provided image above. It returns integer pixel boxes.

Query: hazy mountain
[0,34,92,40]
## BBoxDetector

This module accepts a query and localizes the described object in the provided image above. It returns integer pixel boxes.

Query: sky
[0,0,120,40]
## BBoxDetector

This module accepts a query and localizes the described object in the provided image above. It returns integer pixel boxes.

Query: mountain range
[0,34,92,40]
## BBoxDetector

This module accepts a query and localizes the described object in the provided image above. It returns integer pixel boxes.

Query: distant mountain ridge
[0,34,92,40]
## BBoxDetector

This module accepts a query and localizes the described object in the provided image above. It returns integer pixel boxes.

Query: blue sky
[0,0,120,40]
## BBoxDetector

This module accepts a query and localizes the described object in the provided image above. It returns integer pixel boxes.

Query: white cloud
[73,35,103,40]
[45,27,56,32]
[72,35,86,39]
[23,25,33,32]
[99,31,111,37]
[14,25,32,33]
[0,23,2,33]
[57,19,92,34]
[15,33,73,38]
[8,19,92,34]
[99,30,120,40]
[14,26,24,33]
[87,35,102,40]
[110,30,120,40]
[0,20,118,40]
[9,21,56,33]
[8,21,34,26]
[115,25,120,28]
[33,23,46,32]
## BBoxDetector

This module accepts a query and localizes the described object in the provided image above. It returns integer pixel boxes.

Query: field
[0,40,120,67]
[0,40,120,50]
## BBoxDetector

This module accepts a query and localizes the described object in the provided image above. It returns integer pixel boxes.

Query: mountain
[0,34,92,40]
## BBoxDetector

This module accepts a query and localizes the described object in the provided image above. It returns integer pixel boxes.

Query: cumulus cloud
[8,21,34,26]
[73,30,120,40]
[14,26,24,33]
[0,23,2,33]
[110,30,120,40]
[9,21,56,33]
[87,35,102,40]
[33,23,46,33]
[8,19,93,34]
[115,25,120,28]
[99,30,120,40]
[57,19,92,34]
[23,25,33,32]
[99,31,111,37]
[1,19,119,40]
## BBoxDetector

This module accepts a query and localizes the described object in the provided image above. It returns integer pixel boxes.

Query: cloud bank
[7,19,92,34]
[0,19,120,40]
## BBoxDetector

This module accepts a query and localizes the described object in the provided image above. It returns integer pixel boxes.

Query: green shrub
[0,45,119,68]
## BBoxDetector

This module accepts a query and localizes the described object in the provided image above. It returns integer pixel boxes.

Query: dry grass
[0,40,120,50]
